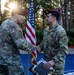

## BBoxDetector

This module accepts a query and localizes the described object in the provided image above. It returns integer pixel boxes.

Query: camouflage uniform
[0,17,36,75]
[39,23,69,75]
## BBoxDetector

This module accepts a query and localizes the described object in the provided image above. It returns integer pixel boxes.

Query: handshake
[35,45,41,53]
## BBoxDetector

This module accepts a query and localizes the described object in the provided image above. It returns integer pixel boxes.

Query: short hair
[44,9,60,20]
[12,8,28,16]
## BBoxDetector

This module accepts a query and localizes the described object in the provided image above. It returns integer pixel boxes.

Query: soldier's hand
[36,45,41,53]
[43,60,55,69]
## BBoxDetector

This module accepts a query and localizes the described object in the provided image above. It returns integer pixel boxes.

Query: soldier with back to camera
[0,8,37,75]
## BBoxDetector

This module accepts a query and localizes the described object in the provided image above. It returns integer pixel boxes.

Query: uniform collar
[9,17,16,23]
[49,23,59,32]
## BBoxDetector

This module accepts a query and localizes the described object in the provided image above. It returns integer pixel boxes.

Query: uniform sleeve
[9,23,36,52]
[39,29,46,51]
[39,28,48,51]
[39,40,44,51]
[53,30,69,62]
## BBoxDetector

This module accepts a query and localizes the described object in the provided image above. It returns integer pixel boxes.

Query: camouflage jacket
[39,23,69,63]
[0,17,36,65]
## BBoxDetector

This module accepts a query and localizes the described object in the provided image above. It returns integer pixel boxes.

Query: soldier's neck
[12,15,19,23]
[49,21,57,29]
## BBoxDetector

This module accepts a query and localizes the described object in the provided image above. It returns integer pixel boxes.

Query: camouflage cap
[12,8,28,16]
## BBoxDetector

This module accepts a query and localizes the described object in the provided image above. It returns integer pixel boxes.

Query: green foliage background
[22,28,74,46]
[0,0,74,46]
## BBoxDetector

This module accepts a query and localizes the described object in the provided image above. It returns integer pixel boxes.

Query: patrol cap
[44,9,60,20]
[12,8,28,16]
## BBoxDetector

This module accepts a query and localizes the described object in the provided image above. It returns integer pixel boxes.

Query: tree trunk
[64,0,69,30]
[0,0,1,24]
[69,0,73,30]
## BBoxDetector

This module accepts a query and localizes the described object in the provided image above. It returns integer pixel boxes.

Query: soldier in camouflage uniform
[36,10,69,75]
[0,8,36,75]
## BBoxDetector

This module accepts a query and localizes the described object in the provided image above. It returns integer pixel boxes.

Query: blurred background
[0,0,74,47]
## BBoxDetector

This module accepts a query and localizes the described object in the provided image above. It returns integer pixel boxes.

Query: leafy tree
[0,0,74,30]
